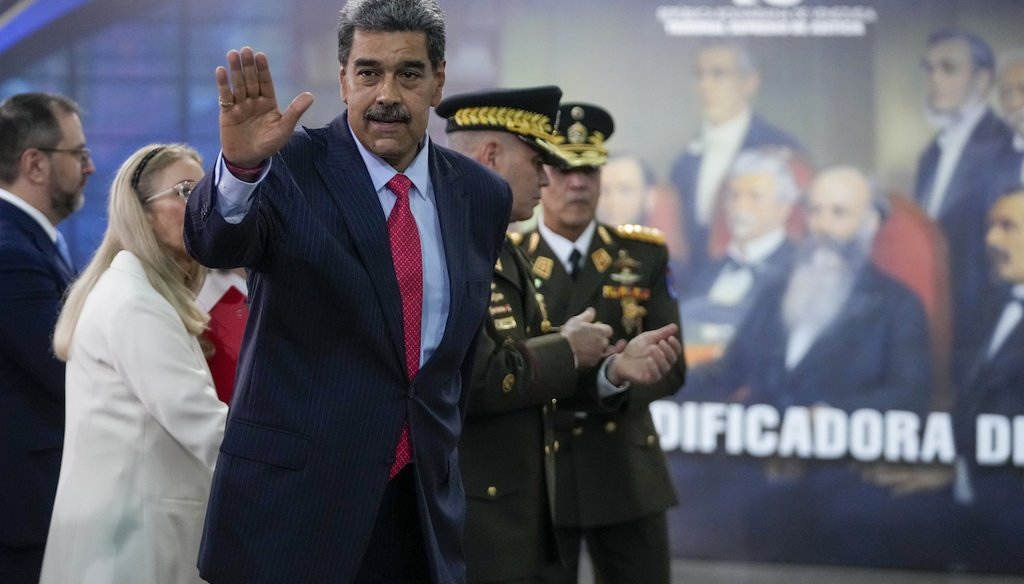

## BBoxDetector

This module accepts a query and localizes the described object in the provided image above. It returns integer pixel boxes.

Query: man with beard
[0,92,94,583]
[688,166,933,566]
[521,103,686,584]
[679,147,800,364]
[183,1,512,581]
[669,39,803,295]
[914,28,1015,386]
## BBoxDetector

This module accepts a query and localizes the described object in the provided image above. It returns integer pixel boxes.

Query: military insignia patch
[533,256,554,280]
[592,248,612,273]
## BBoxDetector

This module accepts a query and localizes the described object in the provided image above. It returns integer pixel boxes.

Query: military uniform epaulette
[615,224,665,246]
[506,231,523,246]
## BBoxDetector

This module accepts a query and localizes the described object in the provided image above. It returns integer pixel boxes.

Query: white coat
[40,251,227,584]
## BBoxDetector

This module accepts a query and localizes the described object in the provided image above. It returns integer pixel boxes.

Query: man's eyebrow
[352,58,382,68]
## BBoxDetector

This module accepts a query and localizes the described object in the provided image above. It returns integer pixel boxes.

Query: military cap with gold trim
[551,102,615,168]
[436,86,569,166]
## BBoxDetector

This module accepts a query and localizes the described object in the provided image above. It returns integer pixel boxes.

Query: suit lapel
[313,116,406,367]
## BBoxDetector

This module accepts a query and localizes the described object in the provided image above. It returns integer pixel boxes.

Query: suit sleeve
[184,156,292,270]
[467,324,576,418]
[107,294,227,471]
[0,245,65,399]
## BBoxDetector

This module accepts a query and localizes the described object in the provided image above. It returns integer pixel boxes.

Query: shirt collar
[702,108,752,145]
[0,186,58,242]
[348,120,431,199]
[539,220,597,266]
[727,228,787,265]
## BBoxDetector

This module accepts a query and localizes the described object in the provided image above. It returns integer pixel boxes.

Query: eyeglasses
[37,147,92,164]
[142,180,196,204]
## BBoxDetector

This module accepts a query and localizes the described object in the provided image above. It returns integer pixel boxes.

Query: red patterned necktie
[386,173,421,480]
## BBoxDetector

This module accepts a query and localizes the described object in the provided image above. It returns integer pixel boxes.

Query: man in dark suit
[183,2,511,582]
[679,147,799,366]
[690,166,933,566]
[0,92,93,583]
[440,87,681,584]
[952,189,1024,574]
[669,39,803,294]
[522,103,686,584]
[914,28,1015,384]
[995,47,1024,189]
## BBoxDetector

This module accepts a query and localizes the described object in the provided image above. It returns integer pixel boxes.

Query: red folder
[203,286,248,404]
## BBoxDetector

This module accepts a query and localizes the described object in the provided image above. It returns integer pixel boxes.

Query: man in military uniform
[521,103,687,584]
[439,88,682,584]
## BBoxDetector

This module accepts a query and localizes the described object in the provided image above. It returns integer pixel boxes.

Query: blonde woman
[40,144,227,584]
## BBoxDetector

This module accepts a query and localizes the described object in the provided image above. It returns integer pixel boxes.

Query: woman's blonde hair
[53,143,208,361]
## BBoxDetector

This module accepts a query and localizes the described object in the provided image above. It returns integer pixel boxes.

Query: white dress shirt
[695,108,752,226]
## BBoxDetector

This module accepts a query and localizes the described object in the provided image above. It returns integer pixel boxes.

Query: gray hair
[337,0,446,68]
[0,92,81,184]
[729,148,799,204]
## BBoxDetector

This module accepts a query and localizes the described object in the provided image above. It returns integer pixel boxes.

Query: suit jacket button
[572,426,584,437]
[553,440,560,452]
[502,373,515,393]
[544,445,551,455]
[604,421,617,433]
[487,486,498,498]
[646,434,657,446]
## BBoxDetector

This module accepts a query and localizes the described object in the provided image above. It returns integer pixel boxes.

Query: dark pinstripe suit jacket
[184,113,511,584]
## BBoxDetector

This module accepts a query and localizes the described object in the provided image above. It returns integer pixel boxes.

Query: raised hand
[559,307,613,369]
[607,323,681,386]
[216,47,315,168]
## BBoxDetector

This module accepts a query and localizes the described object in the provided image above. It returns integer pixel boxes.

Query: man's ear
[481,138,501,170]
[21,148,49,185]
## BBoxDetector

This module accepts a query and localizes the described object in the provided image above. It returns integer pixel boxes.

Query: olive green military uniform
[521,223,687,584]
[461,235,579,583]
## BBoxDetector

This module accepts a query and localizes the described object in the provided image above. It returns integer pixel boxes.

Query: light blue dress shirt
[213,127,450,369]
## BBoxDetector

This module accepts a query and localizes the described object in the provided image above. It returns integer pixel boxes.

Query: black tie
[569,249,582,281]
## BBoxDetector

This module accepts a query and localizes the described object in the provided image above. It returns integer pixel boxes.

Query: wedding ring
[219,98,235,108]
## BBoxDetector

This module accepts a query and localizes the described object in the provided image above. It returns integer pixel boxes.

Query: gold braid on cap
[452,106,558,142]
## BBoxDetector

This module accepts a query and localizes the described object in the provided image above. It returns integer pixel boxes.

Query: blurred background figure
[995,47,1024,184]
[598,153,655,226]
[679,147,801,364]
[599,153,688,268]
[669,39,803,294]
[0,92,93,584]
[40,144,227,584]
[952,188,1024,574]
[913,28,1015,385]
[685,166,934,566]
